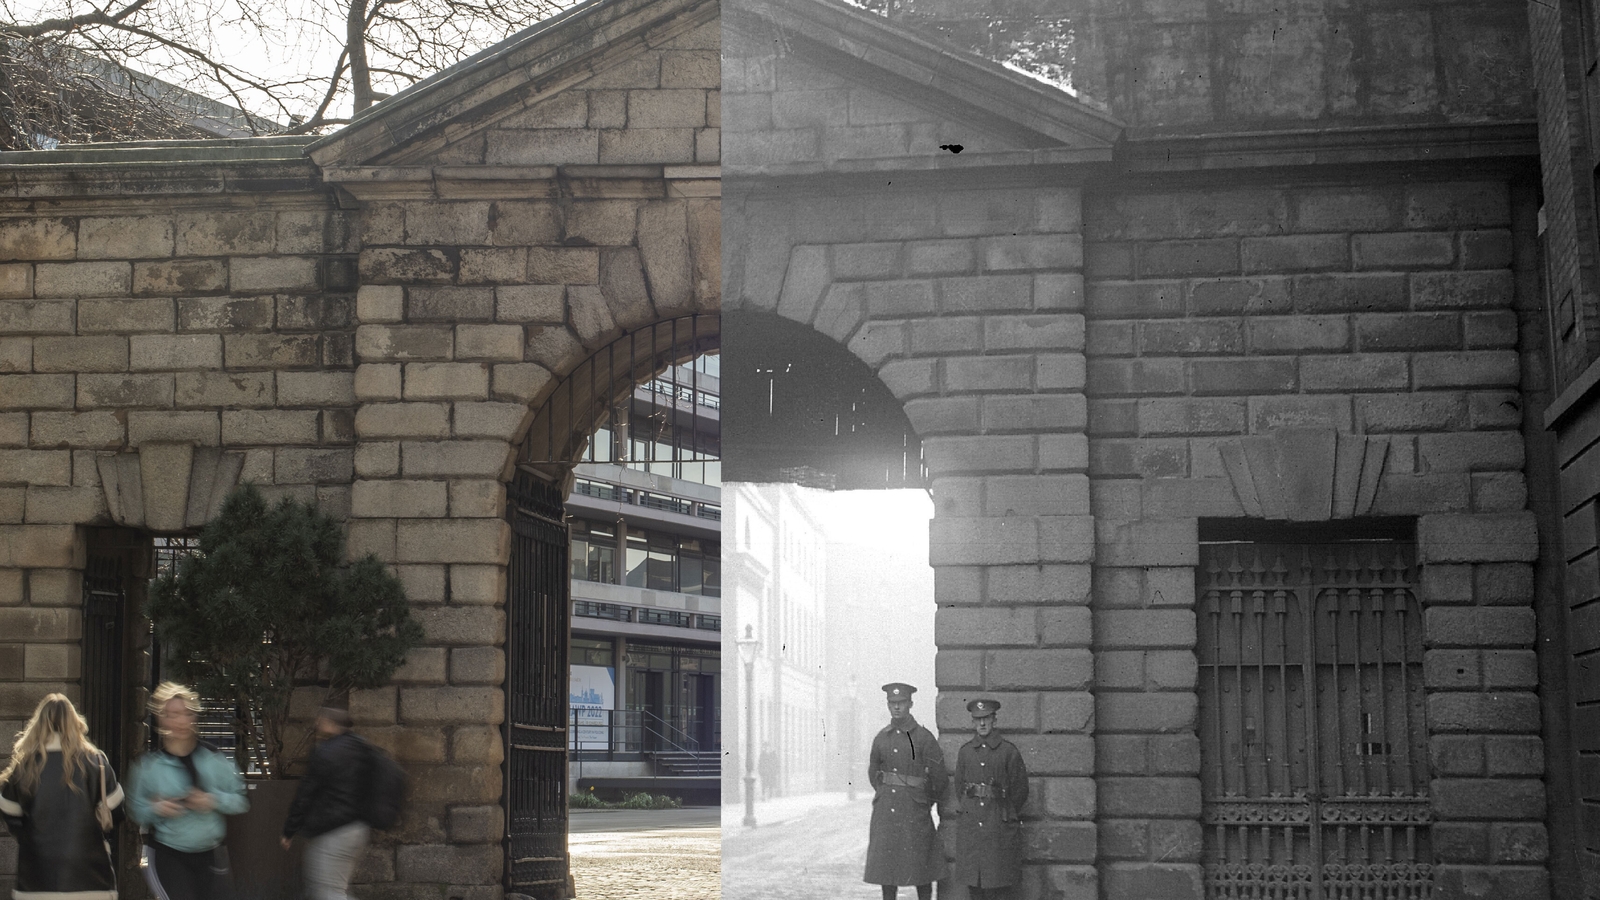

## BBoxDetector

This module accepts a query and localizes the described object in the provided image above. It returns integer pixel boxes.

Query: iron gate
[82,554,125,764]
[506,469,571,894]
[1198,539,1432,900]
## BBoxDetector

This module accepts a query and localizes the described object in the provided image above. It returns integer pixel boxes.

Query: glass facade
[581,424,722,487]
[570,517,719,597]
[578,352,722,487]
[625,641,720,752]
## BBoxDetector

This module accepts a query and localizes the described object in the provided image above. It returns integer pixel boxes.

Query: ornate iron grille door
[1199,540,1432,900]
[506,470,571,895]
[82,554,125,766]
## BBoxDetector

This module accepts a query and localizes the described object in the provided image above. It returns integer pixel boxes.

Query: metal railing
[572,602,720,631]
[569,708,720,758]
[572,477,721,521]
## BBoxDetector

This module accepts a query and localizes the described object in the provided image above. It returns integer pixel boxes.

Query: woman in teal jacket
[128,682,249,900]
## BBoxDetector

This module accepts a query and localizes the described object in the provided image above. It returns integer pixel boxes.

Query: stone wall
[0,152,355,733]
[0,150,363,891]
[891,0,1532,131]
[1527,0,1600,389]
[1083,178,1549,899]
[1528,1,1600,891]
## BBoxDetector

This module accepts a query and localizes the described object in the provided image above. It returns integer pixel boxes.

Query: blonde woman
[0,693,123,899]
[128,683,248,900]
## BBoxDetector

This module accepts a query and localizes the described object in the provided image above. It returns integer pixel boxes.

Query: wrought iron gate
[82,554,125,763]
[506,469,571,895]
[1199,540,1432,900]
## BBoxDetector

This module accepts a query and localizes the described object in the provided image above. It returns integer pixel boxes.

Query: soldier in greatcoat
[864,682,948,900]
[950,698,1029,899]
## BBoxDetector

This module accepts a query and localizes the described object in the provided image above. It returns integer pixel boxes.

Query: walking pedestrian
[863,683,947,900]
[950,699,1029,900]
[128,682,249,900]
[758,743,778,800]
[281,707,372,900]
[0,693,123,899]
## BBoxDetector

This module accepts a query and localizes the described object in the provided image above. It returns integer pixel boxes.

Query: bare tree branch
[0,0,581,146]
[1,0,151,37]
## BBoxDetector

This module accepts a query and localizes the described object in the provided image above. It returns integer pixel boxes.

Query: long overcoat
[863,715,948,886]
[951,730,1029,888]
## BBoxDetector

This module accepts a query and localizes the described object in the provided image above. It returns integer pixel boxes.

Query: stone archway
[724,164,1097,898]
[317,0,718,891]
[502,314,718,894]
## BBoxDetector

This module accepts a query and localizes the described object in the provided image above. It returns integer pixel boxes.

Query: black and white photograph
[718,1,1580,900]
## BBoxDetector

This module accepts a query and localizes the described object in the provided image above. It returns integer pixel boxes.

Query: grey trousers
[304,820,370,900]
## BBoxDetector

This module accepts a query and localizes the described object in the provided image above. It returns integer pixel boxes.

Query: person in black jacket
[0,693,125,900]
[282,707,372,900]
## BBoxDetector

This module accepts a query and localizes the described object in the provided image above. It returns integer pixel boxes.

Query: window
[570,521,616,585]
[572,637,616,666]
[614,523,721,596]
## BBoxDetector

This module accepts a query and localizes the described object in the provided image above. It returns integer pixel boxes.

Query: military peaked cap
[967,698,1001,716]
[882,682,917,698]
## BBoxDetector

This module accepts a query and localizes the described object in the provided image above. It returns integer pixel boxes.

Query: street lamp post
[737,624,760,828]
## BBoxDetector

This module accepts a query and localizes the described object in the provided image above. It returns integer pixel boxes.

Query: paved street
[723,793,890,900]
[569,808,720,899]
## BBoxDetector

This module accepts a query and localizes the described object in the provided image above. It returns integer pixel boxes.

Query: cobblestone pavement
[723,793,891,900]
[569,808,720,900]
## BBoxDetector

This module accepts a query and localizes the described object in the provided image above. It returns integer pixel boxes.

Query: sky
[2,0,581,127]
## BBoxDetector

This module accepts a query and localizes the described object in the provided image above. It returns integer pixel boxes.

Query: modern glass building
[567,353,720,798]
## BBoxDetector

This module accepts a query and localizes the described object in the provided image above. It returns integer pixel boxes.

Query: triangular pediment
[307,0,718,169]
[724,0,1122,169]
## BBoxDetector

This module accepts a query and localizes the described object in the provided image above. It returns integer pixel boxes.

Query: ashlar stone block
[395,519,508,564]
[354,403,450,440]
[351,480,448,519]
[404,362,489,401]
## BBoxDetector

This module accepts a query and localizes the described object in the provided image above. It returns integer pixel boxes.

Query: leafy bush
[569,789,683,810]
[147,484,423,776]
[569,790,608,809]
[619,791,682,810]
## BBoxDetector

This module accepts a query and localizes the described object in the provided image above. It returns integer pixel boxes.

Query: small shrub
[569,790,607,809]
[619,791,682,810]
[570,790,683,809]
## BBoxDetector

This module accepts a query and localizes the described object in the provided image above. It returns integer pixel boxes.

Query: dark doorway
[631,669,668,752]
[684,672,715,751]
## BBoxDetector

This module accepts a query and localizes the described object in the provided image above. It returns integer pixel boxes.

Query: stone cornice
[0,137,319,204]
[323,163,719,200]
[1119,122,1540,173]
[0,155,326,205]
[721,147,1114,183]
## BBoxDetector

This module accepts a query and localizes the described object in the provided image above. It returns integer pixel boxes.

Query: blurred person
[129,682,249,900]
[0,693,123,899]
[758,743,778,800]
[864,683,946,900]
[281,707,372,900]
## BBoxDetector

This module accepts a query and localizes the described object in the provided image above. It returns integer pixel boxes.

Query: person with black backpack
[280,707,383,900]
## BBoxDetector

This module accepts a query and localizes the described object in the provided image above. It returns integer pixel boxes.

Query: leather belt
[963,782,1001,799]
[881,772,926,788]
